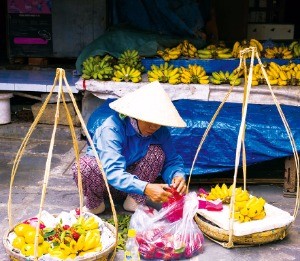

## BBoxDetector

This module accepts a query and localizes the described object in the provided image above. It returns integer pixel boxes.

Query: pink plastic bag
[130,192,204,260]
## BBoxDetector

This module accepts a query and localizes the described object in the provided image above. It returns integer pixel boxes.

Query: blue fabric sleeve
[92,125,148,195]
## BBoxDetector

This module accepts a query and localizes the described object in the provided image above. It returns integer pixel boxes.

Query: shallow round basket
[194,214,289,247]
[3,221,116,261]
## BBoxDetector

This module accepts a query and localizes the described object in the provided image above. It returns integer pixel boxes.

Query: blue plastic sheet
[87,99,300,175]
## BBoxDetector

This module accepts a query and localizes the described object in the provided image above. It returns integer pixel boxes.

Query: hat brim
[109,81,186,128]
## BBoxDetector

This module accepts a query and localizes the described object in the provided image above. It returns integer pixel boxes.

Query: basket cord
[7,68,118,260]
[256,54,299,218]
[62,69,119,260]
[186,84,235,191]
[188,46,299,248]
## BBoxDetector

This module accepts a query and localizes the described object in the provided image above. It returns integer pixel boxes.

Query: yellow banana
[234,212,245,222]
[252,210,266,220]
[278,79,287,86]
[269,79,279,85]
[235,190,250,202]
[199,79,210,84]
[250,39,263,52]
[247,197,266,218]
[279,71,288,81]
[218,53,233,59]
[212,72,221,80]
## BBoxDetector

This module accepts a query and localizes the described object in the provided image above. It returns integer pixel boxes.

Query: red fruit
[72,231,80,241]
[154,251,164,259]
[23,217,46,229]
[154,240,165,248]
[170,251,182,260]
[162,252,173,260]
[136,235,147,246]
[139,243,155,259]
[184,245,195,258]
[63,225,70,230]
[75,208,80,215]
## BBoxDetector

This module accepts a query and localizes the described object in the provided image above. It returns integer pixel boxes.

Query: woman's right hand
[144,183,173,203]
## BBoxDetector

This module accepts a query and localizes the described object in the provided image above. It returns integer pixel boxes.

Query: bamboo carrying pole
[7,68,118,260]
[189,47,299,247]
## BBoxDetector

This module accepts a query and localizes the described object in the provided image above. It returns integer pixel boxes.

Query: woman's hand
[144,183,172,203]
[172,176,187,195]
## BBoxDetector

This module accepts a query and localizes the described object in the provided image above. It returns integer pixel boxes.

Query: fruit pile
[204,184,267,223]
[251,61,300,86]
[180,64,209,84]
[290,41,300,58]
[81,50,144,83]
[197,43,233,59]
[148,63,181,84]
[264,46,293,59]
[209,70,242,85]
[9,214,104,259]
[81,55,114,80]
[136,225,203,260]
[232,39,264,58]
[157,40,198,60]
[234,196,266,223]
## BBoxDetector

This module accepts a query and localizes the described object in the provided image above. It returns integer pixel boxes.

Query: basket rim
[194,214,289,246]
[3,219,116,260]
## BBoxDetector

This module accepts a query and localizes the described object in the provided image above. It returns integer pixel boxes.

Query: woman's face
[137,120,161,136]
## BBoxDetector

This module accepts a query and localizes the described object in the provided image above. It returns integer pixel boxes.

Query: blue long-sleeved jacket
[86,113,186,195]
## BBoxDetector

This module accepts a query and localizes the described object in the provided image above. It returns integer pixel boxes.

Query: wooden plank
[189,178,283,185]
[283,156,297,197]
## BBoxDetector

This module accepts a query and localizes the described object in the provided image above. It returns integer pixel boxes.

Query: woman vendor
[71,81,187,214]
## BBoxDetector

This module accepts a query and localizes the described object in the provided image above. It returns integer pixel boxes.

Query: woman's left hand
[172,176,187,195]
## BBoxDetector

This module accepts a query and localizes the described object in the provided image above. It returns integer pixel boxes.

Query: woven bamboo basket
[3,68,118,260]
[3,221,116,261]
[187,47,299,248]
[194,215,289,247]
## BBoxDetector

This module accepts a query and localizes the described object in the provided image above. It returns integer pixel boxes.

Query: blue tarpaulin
[87,99,300,175]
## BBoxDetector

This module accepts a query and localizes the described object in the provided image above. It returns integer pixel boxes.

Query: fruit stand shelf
[0,69,79,93]
[141,58,300,73]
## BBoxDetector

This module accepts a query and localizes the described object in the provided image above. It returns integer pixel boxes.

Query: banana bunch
[157,45,182,61]
[209,70,242,85]
[234,196,266,223]
[48,230,102,258]
[113,64,142,83]
[251,64,263,86]
[206,184,250,204]
[249,38,264,55]
[148,62,180,84]
[264,46,293,59]
[206,183,231,203]
[251,63,279,86]
[180,64,209,84]
[289,40,300,58]
[197,46,233,59]
[282,63,300,86]
[232,39,263,58]
[118,49,145,72]
[81,55,114,80]
[266,61,300,86]
[181,40,198,58]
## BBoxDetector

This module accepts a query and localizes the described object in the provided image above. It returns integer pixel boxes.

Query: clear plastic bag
[130,191,204,260]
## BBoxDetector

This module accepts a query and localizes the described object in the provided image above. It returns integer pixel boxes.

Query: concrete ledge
[0,69,79,93]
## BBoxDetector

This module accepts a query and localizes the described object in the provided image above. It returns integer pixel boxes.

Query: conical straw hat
[109,81,186,128]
